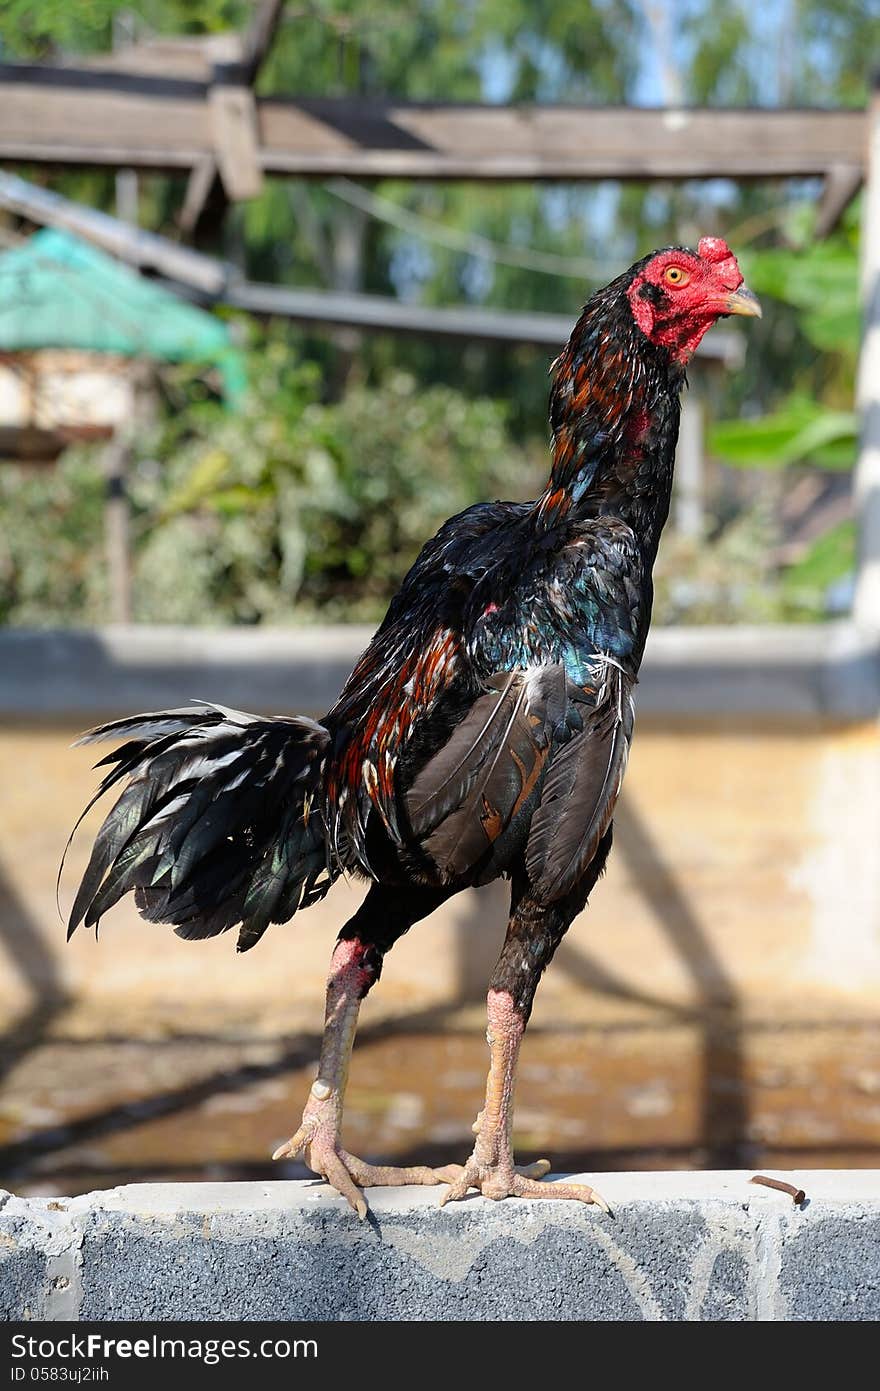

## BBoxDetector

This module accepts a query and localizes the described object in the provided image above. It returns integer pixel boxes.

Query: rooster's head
[626,236,761,363]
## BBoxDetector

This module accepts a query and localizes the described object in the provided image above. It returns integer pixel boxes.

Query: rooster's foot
[434,1156,610,1210]
[272,1091,440,1219]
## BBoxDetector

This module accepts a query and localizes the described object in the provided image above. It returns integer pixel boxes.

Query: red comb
[698,236,732,264]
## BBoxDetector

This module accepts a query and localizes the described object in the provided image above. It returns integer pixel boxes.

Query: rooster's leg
[273,885,447,1218]
[436,855,611,1209]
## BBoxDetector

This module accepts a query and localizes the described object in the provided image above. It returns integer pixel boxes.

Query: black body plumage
[65,250,693,965]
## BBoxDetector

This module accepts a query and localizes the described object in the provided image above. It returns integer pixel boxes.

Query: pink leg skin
[435,989,609,1210]
[272,937,440,1219]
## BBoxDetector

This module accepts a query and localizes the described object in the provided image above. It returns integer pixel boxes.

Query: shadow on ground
[1,803,877,1193]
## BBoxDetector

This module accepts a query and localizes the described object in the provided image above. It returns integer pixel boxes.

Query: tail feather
[64,704,335,952]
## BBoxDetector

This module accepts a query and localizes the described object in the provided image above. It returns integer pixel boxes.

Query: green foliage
[0,1,246,60]
[654,505,858,627]
[741,232,860,364]
[0,0,130,58]
[653,496,786,626]
[710,396,858,471]
[778,517,856,619]
[705,217,860,619]
[0,0,872,630]
[710,219,859,473]
[0,450,108,625]
[141,349,539,623]
[0,341,539,628]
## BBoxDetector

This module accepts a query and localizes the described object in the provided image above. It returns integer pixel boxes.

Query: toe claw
[272,1139,300,1161]
[589,1187,612,1216]
[323,1148,369,1219]
[272,1118,315,1163]
[438,1174,473,1206]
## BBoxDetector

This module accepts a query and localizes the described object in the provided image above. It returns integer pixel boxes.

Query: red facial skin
[626,236,747,364]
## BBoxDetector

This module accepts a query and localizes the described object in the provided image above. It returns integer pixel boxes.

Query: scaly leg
[436,849,612,1210]
[273,887,448,1218]
[435,989,608,1207]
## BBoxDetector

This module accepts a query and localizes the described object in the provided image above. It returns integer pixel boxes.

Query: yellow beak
[724,285,763,318]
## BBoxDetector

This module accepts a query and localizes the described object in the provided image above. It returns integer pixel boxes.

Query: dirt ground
[4,1012,880,1197]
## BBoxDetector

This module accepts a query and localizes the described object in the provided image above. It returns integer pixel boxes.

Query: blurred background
[0,0,878,1197]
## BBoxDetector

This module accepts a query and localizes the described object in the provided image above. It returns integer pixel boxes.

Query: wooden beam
[0,66,208,170]
[102,434,132,625]
[674,397,705,539]
[217,278,741,362]
[257,101,868,180]
[0,67,866,179]
[73,33,243,81]
[178,155,222,237]
[0,171,230,294]
[223,279,584,345]
[209,63,263,200]
[241,0,286,86]
[182,2,285,237]
[815,162,863,238]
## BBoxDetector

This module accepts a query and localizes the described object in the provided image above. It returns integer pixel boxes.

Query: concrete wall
[2,1172,879,1321]
[4,710,880,1039]
[2,622,880,1037]
[1,620,878,718]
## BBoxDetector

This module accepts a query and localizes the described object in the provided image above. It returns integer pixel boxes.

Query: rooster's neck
[537,296,685,564]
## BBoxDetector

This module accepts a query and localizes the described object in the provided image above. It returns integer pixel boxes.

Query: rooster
[66,238,760,1216]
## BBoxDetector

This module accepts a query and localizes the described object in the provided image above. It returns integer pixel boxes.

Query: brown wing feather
[526,671,633,902]
[407,672,519,833]
[407,667,568,881]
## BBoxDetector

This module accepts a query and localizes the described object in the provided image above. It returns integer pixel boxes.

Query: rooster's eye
[664,266,689,287]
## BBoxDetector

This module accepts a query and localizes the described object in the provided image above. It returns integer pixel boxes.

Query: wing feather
[526,669,633,901]
[407,667,570,881]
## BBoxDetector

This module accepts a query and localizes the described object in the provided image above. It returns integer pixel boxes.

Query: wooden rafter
[0,66,866,183]
[815,163,864,238]
[182,0,286,235]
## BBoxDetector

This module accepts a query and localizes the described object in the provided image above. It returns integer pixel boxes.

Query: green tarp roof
[0,228,233,364]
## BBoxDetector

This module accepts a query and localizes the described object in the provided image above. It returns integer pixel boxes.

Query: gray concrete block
[696,1245,753,1321]
[4,1172,880,1321]
[778,1204,880,1321]
[0,1227,49,1321]
[0,1192,78,1321]
[75,1176,759,1322]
